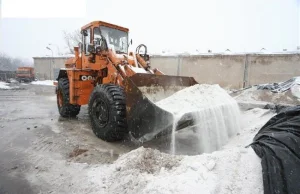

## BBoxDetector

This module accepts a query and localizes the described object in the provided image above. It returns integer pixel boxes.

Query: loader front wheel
[89,84,128,141]
[57,78,81,117]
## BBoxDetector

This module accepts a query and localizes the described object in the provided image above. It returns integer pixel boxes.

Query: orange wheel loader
[56,21,197,142]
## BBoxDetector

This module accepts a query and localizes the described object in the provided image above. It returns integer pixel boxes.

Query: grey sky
[0,0,299,60]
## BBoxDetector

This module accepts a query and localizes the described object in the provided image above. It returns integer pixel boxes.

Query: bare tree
[0,53,14,71]
[0,52,32,71]
[63,30,81,54]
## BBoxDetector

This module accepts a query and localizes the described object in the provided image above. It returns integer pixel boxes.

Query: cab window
[84,28,91,55]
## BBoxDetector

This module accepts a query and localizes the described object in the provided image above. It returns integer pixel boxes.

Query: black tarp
[249,105,300,194]
[263,104,291,113]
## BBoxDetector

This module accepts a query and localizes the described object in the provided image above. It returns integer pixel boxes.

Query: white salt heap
[24,88,275,194]
[88,147,263,194]
[86,108,273,194]
[156,84,241,154]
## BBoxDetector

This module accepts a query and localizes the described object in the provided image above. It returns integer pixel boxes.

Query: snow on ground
[0,81,20,89]
[31,80,55,86]
[0,81,11,89]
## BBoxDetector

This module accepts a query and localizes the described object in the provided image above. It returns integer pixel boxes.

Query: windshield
[99,26,128,54]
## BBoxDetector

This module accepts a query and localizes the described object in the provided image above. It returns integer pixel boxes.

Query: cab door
[81,27,93,69]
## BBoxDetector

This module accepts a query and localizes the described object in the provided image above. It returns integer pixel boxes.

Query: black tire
[88,84,128,141]
[57,78,81,117]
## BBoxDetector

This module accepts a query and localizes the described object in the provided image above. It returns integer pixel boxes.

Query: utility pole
[46,47,53,80]
[48,43,61,56]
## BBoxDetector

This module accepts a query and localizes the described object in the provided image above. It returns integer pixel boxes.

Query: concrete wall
[150,57,179,76]
[151,55,245,88]
[33,54,300,89]
[180,55,245,89]
[33,57,68,80]
[150,53,300,89]
[247,54,300,86]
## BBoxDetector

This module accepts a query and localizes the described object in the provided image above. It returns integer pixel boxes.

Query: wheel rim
[57,90,63,107]
[92,99,109,127]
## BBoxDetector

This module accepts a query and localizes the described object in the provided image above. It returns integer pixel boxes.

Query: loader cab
[97,26,128,54]
[81,21,129,56]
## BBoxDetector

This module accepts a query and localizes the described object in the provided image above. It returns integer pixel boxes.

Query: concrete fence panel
[33,54,300,89]
[180,55,245,89]
[150,56,179,76]
[247,54,300,86]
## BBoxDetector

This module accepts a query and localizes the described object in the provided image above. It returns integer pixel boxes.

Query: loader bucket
[123,73,198,142]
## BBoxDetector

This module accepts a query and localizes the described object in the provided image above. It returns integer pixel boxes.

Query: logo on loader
[80,75,95,81]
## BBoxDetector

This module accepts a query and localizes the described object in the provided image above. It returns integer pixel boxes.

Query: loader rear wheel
[57,78,81,117]
[88,84,128,141]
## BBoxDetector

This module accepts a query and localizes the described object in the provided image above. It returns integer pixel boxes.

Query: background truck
[16,67,35,82]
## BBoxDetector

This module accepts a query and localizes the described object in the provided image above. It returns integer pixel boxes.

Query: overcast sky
[0,0,299,60]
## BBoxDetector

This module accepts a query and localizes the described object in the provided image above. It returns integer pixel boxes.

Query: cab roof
[81,21,129,32]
